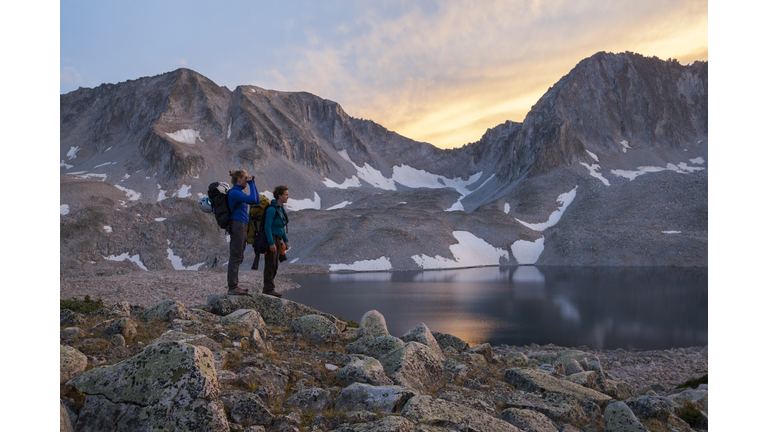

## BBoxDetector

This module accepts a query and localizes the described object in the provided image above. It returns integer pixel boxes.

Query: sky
[60,0,708,149]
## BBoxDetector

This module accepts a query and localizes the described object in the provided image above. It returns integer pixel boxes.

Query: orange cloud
[267,0,708,148]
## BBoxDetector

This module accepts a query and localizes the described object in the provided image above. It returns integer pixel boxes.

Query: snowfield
[510,237,545,265]
[329,256,393,272]
[103,253,148,271]
[166,129,203,145]
[515,186,578,231]
[411,231,509,269]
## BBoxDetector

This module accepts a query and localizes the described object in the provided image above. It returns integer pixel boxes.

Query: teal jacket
[264,200,289,245]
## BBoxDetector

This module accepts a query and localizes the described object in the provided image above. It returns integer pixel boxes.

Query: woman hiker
[262,185,290,297]
[227,169,259,296]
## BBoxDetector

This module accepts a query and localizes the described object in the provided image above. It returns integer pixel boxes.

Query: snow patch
[174,185,193,198]
[68,172,108,181]
[662,230,681,234]
[103,253,148,271]
[122,174,131,180]
[290,258,299,264]
[104,146,113,152]
[339,150,396,190]
[60,160,73,169]
[504,203,510,214]
[94,162,116,168]
[327,201,351,210]
[611,162,705,181]
[412,231,509,269]
[586,150,599,162]
[689,157,705,165]
[155,218,167,222]
[60,204,70,215]
[515,186,578,231]
[330,256,392,272]
[166,129,203,145]
[286,192,321,211]
[323,176,362,189]
[67,146,80,160]
[103,226,112,233]
[511,237,545,265]
[166,246,205,270]
[227,118,232,139]
[580,163,610,186]
[619,140,632,153]
[157,184,168,202]
[114,184,141,201]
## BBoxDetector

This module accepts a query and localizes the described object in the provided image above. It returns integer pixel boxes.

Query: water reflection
[285,266,707,350]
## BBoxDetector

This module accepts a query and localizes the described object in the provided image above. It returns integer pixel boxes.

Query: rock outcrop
[59,286,708,432]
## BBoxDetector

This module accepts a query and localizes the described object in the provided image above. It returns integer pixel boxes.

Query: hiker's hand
[285,243,290,251]
[270,245,277,253]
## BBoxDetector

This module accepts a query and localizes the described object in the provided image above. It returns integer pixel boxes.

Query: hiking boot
[262,290,282,298]
[227,286,250,296]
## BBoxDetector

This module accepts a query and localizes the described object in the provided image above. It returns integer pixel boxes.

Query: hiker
[263,185,290,297]
[227,169,259,296]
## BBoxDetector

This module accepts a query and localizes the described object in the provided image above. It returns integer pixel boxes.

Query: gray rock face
[140,299,193,321]
[291,314,340,345]
[380,342,444,395]
[335,356,394,387]
[668,389,708,413]
[625,395,674,420]
[563,370,599,390]
[103,317,138,341]
[604,400,650,432]
[505,391,588,425]
[284,387,332,412]
[441,358,469,381]
[345,334,406,359]
[503,368,612,409]
[467,343,493,363]
[564,359,585,375]
[230,393,275,426]
[60,345,88,384]
[68,341,228,431]
[328,415,416,432]
[219,309,267,334]
[335,383,415,413]
[500,407,559,432]
[61,309,85,326]
[401,323,444,360]
[60,399,75,432]
[430,331,469,353]
[207,294,346,332]
[360,310,389,339]
[155,330,223,353]
[402,395,521,432]
[235,366,289,406]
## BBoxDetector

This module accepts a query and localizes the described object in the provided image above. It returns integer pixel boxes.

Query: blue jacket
[227,180,258,224]
[264,199,289,245]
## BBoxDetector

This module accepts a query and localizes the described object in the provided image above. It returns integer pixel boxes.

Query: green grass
[61,295,105,313]
[675,374,707,389]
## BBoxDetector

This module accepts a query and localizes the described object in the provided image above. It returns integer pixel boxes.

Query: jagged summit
[60,52,707,271]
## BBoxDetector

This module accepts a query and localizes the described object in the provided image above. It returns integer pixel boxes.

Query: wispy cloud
[262,0,707,148]
[60,66,84,86]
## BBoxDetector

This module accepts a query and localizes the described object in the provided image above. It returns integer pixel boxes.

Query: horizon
[60,1,707,149]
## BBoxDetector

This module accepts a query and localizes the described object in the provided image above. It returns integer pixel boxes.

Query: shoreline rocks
[60,297,708,432]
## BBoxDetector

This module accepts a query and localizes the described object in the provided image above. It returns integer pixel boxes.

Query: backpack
[207,182,235,231]
[247,194,272,247]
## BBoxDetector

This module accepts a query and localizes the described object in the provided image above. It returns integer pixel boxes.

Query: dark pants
[227,221,248,289]
[263,235,281,292]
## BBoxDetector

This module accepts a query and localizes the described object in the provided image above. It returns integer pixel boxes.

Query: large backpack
[247,194,272,248]
[207,182,234,231]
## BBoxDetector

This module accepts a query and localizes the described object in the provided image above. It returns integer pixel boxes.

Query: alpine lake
[284,266,707,350]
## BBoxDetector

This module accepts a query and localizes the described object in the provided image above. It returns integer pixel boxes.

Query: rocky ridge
[60,294,708,432]
[60,51,707,271]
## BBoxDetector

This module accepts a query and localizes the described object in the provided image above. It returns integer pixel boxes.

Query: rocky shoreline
[60,267,707,431]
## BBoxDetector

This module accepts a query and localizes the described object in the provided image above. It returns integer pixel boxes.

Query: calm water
[285,266,707,350]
